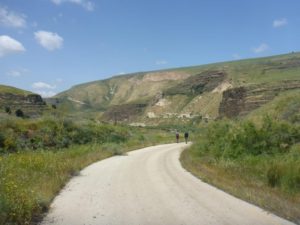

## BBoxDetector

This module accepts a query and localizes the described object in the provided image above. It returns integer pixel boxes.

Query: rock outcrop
[165,71,226,96]
[0,93,47,117]
[219,80,300,118]
[103,103,147,122]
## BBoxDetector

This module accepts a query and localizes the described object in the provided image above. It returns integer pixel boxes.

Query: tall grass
[0,144,112,225]
[181,117,300,223]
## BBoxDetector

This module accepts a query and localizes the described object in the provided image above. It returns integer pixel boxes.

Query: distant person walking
[175,131,179,143]
[184,132,189,144]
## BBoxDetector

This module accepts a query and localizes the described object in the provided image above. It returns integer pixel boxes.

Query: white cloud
[7,70,21,77]
[35,90,57,98]
[273,18,288,28]
[0,6,26,28]
[6,68,29,77]
[34,31,63,51]
[0,35,25,57]
[252,43,269,54]
[32,81,57,97]
[32,82,56,89]
[51,0,95,11]
[155,60,168,65]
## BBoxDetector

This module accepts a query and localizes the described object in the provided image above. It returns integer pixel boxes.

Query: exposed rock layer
[0,93,46,117]
[219,80,300,118]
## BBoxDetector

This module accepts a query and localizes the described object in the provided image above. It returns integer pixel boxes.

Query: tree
[4,106,11,115]
[15,109,24,118]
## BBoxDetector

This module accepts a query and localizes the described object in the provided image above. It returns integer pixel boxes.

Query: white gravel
[41,143,295,225]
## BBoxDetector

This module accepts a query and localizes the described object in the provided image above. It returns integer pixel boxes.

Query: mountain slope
[246,89,300,123]
[0,85,32,95]
[55,52,300,124]
[0,85,46,117]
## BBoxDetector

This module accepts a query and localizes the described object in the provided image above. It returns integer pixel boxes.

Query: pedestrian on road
[175,131,179,143]
[184,132,189,144]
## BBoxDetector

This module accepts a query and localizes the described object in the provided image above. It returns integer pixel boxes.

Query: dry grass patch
[181,145,300,224]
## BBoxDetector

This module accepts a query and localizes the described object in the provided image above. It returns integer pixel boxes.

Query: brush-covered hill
[0,85,47,118]
[0,85,32,95]
[55,52,300,124]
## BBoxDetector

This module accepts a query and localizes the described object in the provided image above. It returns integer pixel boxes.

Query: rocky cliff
[0,86,47,117]
[219,80,300,118]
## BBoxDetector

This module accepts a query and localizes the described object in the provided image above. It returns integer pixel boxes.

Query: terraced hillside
[54,52,300,124]
[219,80,300,118]
[0,85,47,118]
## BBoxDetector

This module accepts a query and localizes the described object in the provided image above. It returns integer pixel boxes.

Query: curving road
[41,143,295,225]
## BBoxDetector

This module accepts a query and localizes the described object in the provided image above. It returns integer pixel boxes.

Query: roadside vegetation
[0,116,130,153]
[0,116,173,225]
[181,116,300,223]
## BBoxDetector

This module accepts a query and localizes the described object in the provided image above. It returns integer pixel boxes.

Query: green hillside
[0,85,47,118]
[247,89,300,123]
[0,85,32,95]
[55,52,300,124]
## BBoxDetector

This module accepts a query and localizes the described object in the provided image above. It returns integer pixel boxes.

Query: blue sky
[0,0,299,96]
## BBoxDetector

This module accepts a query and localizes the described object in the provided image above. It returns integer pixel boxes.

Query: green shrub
[15,109,24,118]
[4,106,11,115]
[0,132,5,149]
[192,116,300,193]
[3,129,18,152]
[267,163,283,187]
[102,142,125,155]
[195,117,300,160]
[0,117,130,153]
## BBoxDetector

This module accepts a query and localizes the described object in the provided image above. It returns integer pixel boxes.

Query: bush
[0,117,130,153]
[0,132,5,149]
[15,109,24,118]
[195,117,300,160]
[267,163,282,187]
[4,106,11,115]
[192,116,300,192]
[102,143,125,155]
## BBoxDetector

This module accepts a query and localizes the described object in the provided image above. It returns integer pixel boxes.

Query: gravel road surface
[41,143,295,225]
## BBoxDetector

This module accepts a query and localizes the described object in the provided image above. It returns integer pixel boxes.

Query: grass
[180,118,300,224]
[0,144,112,225]
[247,89,300,124]
[181,149,300,223]
[0,124,173,225]
[179,52,300,85]
[0,85,32,96]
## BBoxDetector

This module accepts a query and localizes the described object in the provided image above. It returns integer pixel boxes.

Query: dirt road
[41,143,295,225]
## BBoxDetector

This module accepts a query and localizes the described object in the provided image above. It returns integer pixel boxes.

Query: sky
[0,0,299,97]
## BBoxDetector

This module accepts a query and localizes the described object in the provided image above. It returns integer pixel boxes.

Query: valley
[45,52,300,125]
[0,52,300,225]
